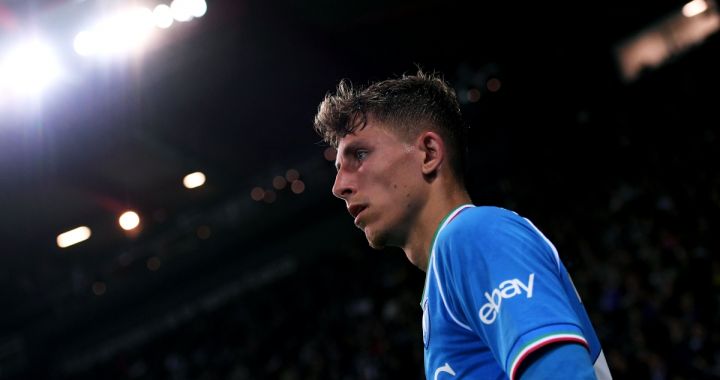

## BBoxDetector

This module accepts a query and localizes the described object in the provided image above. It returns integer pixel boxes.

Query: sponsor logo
[478,273,535,324]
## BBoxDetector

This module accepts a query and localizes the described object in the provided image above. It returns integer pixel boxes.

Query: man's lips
[348,204,367,225]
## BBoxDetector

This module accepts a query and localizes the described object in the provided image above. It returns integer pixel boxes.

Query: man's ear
[418,131,445,176]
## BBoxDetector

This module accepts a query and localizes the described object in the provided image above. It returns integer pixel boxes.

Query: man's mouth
[348,204,367,225]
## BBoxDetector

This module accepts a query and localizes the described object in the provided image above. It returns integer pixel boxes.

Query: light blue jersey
[421,205,611,380]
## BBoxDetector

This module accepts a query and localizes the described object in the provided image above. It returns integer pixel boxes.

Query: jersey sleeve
[433,208,591,380]
[518,341,596,379]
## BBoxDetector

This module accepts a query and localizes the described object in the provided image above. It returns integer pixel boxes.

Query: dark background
[0,0,718,378]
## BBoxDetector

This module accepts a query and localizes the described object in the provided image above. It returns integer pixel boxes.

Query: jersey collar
[420,203,475,305]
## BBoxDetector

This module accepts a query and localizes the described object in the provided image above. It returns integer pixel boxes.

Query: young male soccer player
[313,71,612,379]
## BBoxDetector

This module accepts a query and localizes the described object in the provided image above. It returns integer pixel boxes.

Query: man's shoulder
[436,205,540,258]
[465,205,517,218]
[442,205,520,236]
[434,206,515,256]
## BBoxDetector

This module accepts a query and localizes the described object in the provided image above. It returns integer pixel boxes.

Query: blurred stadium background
[0,0,719,378]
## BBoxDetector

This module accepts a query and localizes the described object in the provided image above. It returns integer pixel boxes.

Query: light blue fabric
[519,342,596,379]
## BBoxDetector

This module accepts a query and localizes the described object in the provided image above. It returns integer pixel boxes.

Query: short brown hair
[314,70,468,182]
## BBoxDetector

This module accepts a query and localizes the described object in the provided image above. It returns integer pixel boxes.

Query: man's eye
[355,150,368,161]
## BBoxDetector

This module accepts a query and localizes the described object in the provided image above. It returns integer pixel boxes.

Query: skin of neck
[401,174,472,272]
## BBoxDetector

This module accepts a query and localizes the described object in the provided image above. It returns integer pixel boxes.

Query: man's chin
[367,239,386,250]
[364,228,387,250]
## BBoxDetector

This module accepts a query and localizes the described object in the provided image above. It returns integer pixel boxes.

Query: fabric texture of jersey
[421,205,612,380]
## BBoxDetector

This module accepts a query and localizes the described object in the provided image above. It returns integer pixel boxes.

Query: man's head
[314,70,467,183]
[313,71,468,251]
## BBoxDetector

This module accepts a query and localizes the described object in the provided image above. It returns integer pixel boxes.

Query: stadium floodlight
[170,0,207,21]
[683,0,709,17]
[99,7,154,55]
[73,6,155,57]
[183,171,206,189]
[189,0,207,18]
[615,0,719,82]
[119,210,141,231]
[170,0,194,22]
[57,226,92,248]
[0,38,62,98]
[73,30,98,56]
[153,4,174,29]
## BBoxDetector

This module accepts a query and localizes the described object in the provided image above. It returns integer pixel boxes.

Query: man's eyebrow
[342,141,364,154]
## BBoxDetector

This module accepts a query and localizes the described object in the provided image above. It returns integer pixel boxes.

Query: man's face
[332,118,426,249]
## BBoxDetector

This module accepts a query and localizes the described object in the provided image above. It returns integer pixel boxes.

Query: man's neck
[402,184,472,272]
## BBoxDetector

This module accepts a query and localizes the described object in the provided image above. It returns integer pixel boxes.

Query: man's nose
[332,170,354,200]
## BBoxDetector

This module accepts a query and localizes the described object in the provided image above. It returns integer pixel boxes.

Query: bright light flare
[57,226,92,248]
[683,0,708,17]
[119,211,141,230]
[73,30,98,56]
[0,39,62,97]
[74,7,155,57]
[153,4,174,28]
[171,0,194,22]
[190,0,207,18]
[101,7,154,54]
[171,0,207,22]
[183,171,206,189]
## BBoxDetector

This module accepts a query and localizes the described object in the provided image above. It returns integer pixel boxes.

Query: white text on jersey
[479,273,535,324]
